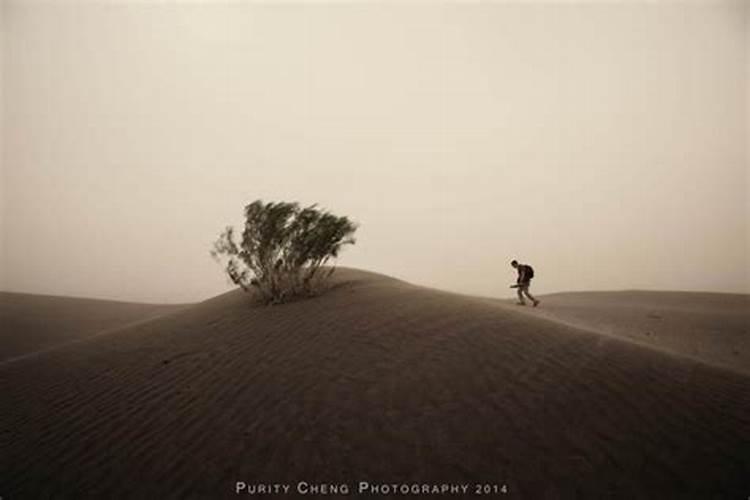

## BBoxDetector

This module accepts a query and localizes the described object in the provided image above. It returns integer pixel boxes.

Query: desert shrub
[211,200,358,304]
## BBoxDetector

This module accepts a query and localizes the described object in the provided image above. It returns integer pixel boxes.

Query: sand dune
[0,269,748,499]
[0,292,187,363]
[0,292,189,363]
[506,290,750,375]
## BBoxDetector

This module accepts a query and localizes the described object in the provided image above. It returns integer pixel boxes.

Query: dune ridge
[0,291,190,363]
[502,290,749,376]
[0,269,748,499]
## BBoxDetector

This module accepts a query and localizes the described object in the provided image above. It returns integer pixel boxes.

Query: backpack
[524,265,535,280]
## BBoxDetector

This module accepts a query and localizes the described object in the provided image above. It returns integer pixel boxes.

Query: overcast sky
[1,1,748,303]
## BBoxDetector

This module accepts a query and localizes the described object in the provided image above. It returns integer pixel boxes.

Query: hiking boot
[516,301,526,306]
[532,299,540,307]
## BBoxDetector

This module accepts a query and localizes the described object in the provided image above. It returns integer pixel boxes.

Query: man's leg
[516,285,526,305]
[522,284,540,307]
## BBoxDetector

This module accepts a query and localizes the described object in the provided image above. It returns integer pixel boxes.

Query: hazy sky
[1,1,748,303]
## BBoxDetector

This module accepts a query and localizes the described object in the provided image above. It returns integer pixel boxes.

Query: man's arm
[517,266,525,283]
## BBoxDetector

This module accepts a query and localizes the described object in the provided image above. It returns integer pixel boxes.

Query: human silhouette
[511,260,539,307]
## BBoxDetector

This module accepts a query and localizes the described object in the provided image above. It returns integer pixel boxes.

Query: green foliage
[211,200,358,304]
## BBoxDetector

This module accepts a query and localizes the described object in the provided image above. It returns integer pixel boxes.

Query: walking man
[511,260,540,307]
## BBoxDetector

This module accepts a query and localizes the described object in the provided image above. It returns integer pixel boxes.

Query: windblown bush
[211,200,358,304]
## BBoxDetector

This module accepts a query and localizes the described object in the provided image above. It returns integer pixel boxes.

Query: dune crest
[0,292,190,363]
[504,290,750,375]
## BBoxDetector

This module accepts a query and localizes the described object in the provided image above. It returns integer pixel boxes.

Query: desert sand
[0,269,748,498]
[0,292,189,364]
[507,290,750,375]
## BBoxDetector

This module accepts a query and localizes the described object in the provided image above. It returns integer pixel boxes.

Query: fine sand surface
[0,269,748,499]
[507,290,750,375]
[0,292,190,363]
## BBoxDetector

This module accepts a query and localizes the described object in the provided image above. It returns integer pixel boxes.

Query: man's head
[511,260,519,269]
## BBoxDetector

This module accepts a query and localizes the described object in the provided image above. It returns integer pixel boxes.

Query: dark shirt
[517,264,532,284]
